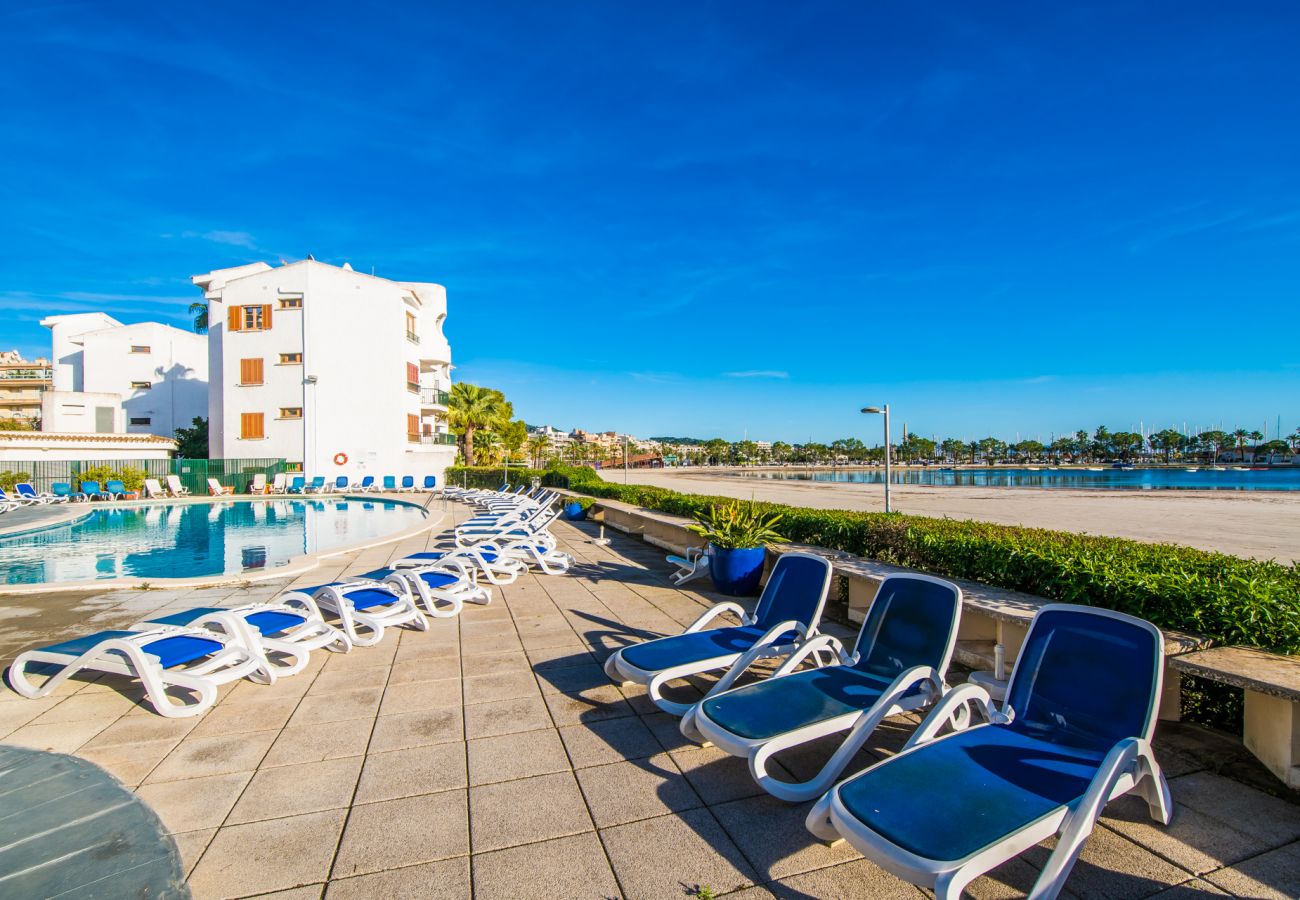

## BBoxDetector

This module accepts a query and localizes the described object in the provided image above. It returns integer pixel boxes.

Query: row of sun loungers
[3,481,1162,897]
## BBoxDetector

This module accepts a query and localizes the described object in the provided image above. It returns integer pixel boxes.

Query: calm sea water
[727,466,1300,492]
[1,498,427,585]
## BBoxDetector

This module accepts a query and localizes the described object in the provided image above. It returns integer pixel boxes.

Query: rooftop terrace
[1,501,1298,899]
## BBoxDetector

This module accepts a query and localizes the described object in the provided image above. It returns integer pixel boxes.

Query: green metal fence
[0,458,287,496]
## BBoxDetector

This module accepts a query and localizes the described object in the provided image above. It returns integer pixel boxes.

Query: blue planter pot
[708,545,766,596]
[563,502,587,521]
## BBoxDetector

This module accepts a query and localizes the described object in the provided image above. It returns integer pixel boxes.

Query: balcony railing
[420,388,450,406]
[406,332,420,344]
[420,432,457,445]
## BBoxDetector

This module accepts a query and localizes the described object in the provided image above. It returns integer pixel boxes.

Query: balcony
[419,432,457,446]
[406,331,420,345]
[420,388,450,407]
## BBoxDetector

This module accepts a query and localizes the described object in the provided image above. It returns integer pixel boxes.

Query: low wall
[573,491,1299,789]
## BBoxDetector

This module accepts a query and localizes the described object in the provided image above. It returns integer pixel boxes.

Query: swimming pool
[1,498,428,585]
[728,466,1300,491]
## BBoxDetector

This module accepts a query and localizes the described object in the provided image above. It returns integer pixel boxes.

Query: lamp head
[861,406,882,414]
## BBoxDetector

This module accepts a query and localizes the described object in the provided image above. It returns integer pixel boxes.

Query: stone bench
[569,493,1300,789]
[1171,646,1300,789]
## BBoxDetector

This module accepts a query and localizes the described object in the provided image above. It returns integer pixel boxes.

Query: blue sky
[2,1,1298,443]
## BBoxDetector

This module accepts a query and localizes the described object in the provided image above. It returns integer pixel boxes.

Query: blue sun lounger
[287,476,306,494]
[357,566,487,617]
[683,573,962,801]
[51,482,85,502]
[356,475,376,492]
[806,604,1173,900]
[394,546,528,585]
[16,483,64,504]
[133,596,351,681]
[78,480,112,501]
[281,578,429,646]
[7,628,267,717]
[604,552,834,715]
[103,479,128,500]
[382,475,397,491]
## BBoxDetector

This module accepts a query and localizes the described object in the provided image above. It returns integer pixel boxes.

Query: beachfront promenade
[606,468,1300,564]
[1,503,1298,898]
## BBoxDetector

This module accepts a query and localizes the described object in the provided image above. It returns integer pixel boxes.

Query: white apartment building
[41,313,208,437]
[192,259,456,481]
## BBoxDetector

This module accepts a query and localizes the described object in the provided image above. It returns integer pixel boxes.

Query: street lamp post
[861,405,892,513]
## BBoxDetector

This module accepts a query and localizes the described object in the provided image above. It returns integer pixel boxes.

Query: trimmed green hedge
[536,465,1300,656]
[445,466,549,490]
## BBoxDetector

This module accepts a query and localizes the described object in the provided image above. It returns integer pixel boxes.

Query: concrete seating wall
[576,492,1300,790]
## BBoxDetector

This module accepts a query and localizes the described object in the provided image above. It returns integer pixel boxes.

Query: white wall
[42,315,208,439]
[40,391,125,433]
[198,260,457,483]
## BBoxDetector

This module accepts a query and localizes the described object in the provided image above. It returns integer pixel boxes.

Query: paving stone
[1023,824,1196,899]
[1169,771,1300,847]
[463,695,552,739]
[288,687,384,727]
[144,729,279,784]
[963,857,1050,899]
[576,753,704,828]
[135,771,254,833]
[377,678,463,716]
[370,707,463,752]
[599,806,758,898]
[559,715,663,769]
[227,756,364,824]
[471,831,620,900]
[188,808,347,899]
[766,858,922,899]
[354,742,467,803]
[642,711,698,753]
[263,719,375,767]
[79,713,199,749]
[189,695,300,738]
[671,745,778,805]
[332,790,469,878]
[712,793,861,881]
[469,771,593,852]
[462,669,540,705]
[1145,879,1229,898]
[171,828,215,878]
[77,739,179,787]
[467,727,571,786]
[387,655,461,684]
[1203,840,1300,900]
[526,644,597,671]
[543,684,635,727]
[308,665,392,694]
[4,717,114,753]
[1100,793,1268,875]
[326,857,469,899]
[534,662,609,695]
[29,688,142,724]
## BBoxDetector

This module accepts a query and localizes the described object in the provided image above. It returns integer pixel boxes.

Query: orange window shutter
[407,414,419,437]
[262,305,273,328]
[240,358,263,384]
[241,412,265,439]
[228,306,242,331]
[406,362,419,383]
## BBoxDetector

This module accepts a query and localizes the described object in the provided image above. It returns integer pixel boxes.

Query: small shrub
[0,470,31,491]
[117,466,148,493]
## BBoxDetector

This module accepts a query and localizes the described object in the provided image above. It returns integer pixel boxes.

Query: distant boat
[1208,466,1227,471]
[1086,466,1104,471]
[1184,467,1200,472]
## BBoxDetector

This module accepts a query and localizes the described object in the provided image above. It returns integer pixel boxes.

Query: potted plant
[688,501,785,596]
[564,496,595,520]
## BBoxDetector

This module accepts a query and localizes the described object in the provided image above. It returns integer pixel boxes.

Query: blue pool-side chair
[400,475,415,492]
[395,546,528,585]
[7,628,267,718]
[287,476,306,494]
[382,475,397,491]
[16,483,62,504]
[281,579,428,647]
[133,596,351,681]
[304,476,327,494]
[806,604,1172,900]
[604,552,834,715]
[51,482,86,502]
[333,475,349,492]
[78,480,112,501]
[103,480,128,500]
[422,475,437,490]
[684,573,962,801]
[357,566,486,617]
[356,475,375,492]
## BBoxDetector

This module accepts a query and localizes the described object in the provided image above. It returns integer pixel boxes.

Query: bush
[550,466,1300,656]
[0,470,31,491]
[445,466,549,491]
[117,466,148,493]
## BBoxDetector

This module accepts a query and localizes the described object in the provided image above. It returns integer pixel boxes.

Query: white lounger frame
[7,628,267,718]
[804,605,1173,900]
[393,547,528,586]
[667,547,710,585]
[380,565,490,616]
[132,597,351,682]
[604,551,833,716]
[682,573,961,802]
[285,580,429,646]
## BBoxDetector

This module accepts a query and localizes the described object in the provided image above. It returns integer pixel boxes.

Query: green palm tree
[446,383,510,466]
[189,302,209,334]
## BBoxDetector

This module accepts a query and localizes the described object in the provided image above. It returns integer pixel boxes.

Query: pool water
[729,466,1300,491]
[1,498,427,585]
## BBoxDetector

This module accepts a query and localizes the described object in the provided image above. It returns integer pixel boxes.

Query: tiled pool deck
[2,498,1298,899]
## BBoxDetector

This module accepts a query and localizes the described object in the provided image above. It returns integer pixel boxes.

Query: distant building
[192,259,456,480]
[41,313,208,438]
[0,351,52,426]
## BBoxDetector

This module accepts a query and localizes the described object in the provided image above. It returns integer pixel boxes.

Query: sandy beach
[601,467,1300,563]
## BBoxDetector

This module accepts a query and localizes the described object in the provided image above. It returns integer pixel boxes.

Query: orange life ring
[333,452,348,466]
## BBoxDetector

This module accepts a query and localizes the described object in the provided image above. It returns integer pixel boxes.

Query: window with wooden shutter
[228,306,242,332]
[407,414,420,442]
[406,362,419,392]
[238,305,271,331]
[239,358,264,385]
[240,412,265,440]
